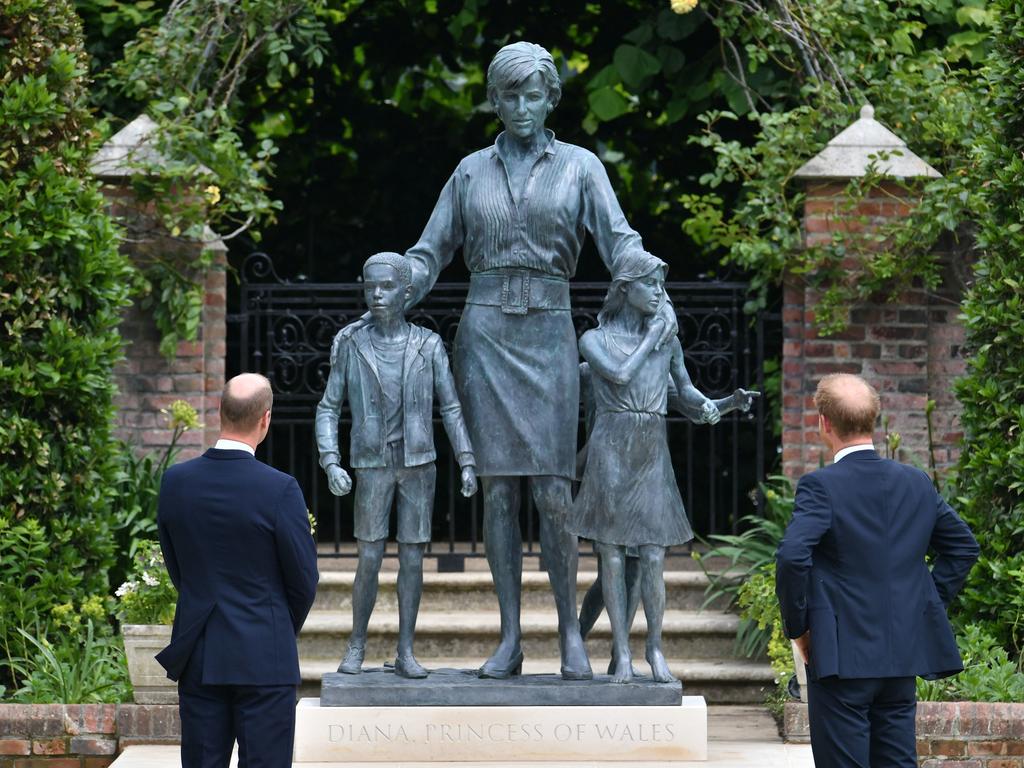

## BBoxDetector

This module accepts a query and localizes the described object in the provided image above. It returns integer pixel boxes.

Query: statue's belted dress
[569,332,695,547]
[405,131,643,478]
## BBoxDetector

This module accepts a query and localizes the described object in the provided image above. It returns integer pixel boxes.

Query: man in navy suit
[776,373,978,768]
[157,373,319,768]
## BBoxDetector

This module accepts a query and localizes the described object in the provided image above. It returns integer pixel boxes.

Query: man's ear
[404,283,413,301]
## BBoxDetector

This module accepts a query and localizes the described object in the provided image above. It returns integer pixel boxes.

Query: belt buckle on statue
[500,273,530,315]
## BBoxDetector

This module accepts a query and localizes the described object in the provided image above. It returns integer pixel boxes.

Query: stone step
[297,658,776,706]
[311,570,731,613]
[298,609,743,662]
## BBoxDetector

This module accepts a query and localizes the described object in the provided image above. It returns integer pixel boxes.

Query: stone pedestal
[294,696,706,764]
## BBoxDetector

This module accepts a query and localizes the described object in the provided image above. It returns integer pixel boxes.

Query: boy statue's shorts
[353,441,435,544]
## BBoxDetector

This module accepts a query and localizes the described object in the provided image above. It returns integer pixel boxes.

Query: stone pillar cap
[794,103,941,180]
[90,113,213,177]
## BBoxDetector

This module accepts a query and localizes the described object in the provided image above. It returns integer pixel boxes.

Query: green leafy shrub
[115,540,176,626]
[918,625,1024,703]
[0,0,133,693]
[697,475,794,657]
[736,563,794,716]
[4,621,131,704]
[953,0,1024,663]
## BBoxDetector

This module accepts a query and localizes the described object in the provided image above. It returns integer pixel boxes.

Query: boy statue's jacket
[315,324,474,469]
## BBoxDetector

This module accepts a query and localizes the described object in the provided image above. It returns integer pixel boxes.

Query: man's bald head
[814,374,880,440]
[220,373,273,433]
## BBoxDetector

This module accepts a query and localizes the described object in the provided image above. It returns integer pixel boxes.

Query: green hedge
[953,0,1024,661]
[0,1,133,691]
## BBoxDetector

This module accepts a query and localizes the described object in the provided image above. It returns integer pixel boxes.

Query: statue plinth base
[295,670,707,764]
[320,667,683,707]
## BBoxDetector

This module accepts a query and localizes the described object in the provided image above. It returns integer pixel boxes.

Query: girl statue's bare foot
[609,652,635,683]
[646,646,676,683]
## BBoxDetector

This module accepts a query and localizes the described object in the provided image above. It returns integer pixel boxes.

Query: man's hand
[653,296,678,350]
[793,632,811,666]
[326,465,353,496]
[733,388,761,413]
[460,466,478,497]
[700,400,721,425]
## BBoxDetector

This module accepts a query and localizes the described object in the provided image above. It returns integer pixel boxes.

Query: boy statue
[315,252,478,678]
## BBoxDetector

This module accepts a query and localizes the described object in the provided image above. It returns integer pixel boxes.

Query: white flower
[670,0,698,13]
[116,581,138,597]
[141,571,159,587]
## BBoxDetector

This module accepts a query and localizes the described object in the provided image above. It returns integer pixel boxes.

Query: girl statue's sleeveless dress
[569,331,694,549]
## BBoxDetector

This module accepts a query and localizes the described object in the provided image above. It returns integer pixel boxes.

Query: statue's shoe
[478,649,524,679]
[337,644,365,675]
[560,634,593,681]
[394,654,428,679]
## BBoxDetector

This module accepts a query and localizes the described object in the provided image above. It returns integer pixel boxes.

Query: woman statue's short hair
[487,41,562,111]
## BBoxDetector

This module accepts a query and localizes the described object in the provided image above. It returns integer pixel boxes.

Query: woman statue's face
[495,70,552,141]
[624,271,665,316]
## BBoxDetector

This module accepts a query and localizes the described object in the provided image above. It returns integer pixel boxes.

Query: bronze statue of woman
[348,41,676,680]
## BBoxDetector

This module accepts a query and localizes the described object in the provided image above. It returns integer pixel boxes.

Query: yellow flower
[162,399,202,431]
[205,184,221,206]
[671,0,698,13]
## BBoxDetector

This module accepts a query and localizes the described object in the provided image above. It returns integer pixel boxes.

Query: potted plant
[116,540,177,703]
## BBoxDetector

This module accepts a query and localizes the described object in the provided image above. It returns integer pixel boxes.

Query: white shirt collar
[214,438,255,455]
[833,443,875,463]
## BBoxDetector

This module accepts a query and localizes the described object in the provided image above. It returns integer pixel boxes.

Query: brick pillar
[97,181,227,462]
[781,182,966,479]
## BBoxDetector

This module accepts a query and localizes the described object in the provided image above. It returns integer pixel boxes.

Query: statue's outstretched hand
[327,465,353,496]
[701,400,721,425]
[460,466,478,497]
[733,388,761,413]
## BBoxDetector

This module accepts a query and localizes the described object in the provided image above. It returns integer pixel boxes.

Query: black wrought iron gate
[229,252,778,569]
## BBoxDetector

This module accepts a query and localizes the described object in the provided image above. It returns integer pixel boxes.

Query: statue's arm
[668,339,719,424]
[405,167,465,308]
[579,325,661,387]
[431,338,475,469]
[581,152,644,276]
[582,153,677,346]
[315,334,348,469]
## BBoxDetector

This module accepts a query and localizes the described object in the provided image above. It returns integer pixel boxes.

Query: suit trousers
[178,633,297,768]
[807,675,917,768]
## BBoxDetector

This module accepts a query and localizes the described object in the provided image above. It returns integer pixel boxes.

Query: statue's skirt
[453,302,578,478]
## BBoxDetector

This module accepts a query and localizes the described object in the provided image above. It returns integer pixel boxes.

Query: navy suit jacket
[155,448,319,685]
[776,451,978,682]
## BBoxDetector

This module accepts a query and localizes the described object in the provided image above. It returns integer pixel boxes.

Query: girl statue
[568,250,757,683]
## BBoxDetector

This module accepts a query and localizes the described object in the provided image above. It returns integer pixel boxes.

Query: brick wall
[0,704,180,767]
[782,181,966,478]
[785,701,1024,765]
[100,182,227,461]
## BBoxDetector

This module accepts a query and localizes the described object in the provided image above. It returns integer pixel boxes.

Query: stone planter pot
[123,624,177,704]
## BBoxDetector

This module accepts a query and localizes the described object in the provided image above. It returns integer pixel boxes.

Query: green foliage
[115,541,176,626]
[736,563,795,715]
[110,399,202,591]
[697,475,794,656]
[4,621,131,704]
[0,0,133,693]
[93,0,329,354]
[678,0,991,327]
[953,0,1024,663]
[918,625,1024,702]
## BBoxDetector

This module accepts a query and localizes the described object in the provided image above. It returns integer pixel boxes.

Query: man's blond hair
[813,373,880,439]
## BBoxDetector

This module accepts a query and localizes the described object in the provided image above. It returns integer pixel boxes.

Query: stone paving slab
[111,742,815,767]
